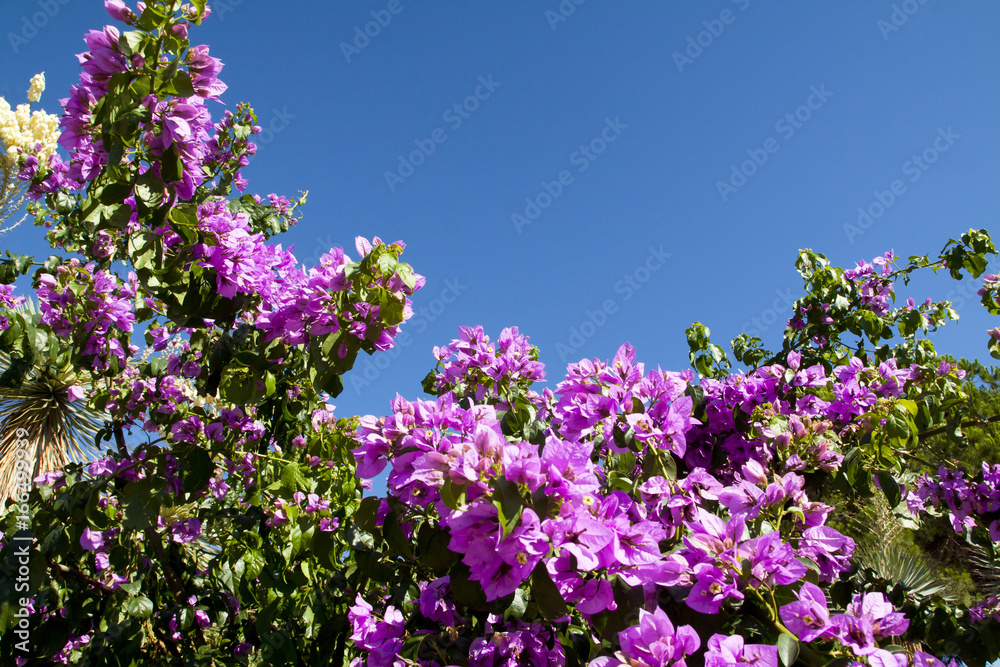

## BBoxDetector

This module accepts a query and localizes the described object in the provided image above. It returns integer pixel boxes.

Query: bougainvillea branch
[0,2,998,666]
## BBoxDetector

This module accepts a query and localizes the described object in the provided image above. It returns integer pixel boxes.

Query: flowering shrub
[0,2,999,666]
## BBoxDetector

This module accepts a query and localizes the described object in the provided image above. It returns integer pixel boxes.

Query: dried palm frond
[0,348,105,501]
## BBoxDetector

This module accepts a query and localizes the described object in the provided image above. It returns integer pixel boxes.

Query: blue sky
[2,0,999,420]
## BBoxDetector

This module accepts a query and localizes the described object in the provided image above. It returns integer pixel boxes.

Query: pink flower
[80,528,105,551]
[66,385,86,403]
[104,0,136,22]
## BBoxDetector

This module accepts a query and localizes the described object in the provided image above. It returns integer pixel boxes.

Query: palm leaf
[848,487,964,603]
[857,540,962,602]
[0,300,106,500]
[962,541,1000,598]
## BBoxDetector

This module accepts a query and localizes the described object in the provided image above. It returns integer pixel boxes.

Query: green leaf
[777,634,799,667]
[0,353,33,388]
[171,71,196,98]
[160,147,183,183]
[416,524,460,573]
[119,31,146,58]
[448,561,490,612]
[243,549,265,580]
[354,496,381,533]
[123,596,153,620]
[280,463,307,492]
[530,561,568,620]
[122,479,158,529]
[182,447,215,496]
[382,511,414,559]
[878,470,902,508]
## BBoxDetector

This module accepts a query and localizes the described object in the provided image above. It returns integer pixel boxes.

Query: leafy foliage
[0,2,999,666]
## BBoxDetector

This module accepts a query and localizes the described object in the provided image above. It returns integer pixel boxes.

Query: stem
[143,526,187,602]
[113,423,128,456]
[918,413,1000,441]
[53,562,116,594]
[748,588,825,667]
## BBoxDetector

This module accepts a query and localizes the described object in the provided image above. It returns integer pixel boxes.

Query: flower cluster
[348,595,406,667]
[57,6,223,199]
[0,73,60,165]
[552,343,695,456]
[353,332,921,664]
[591,607,699,667]
[843,251,896,316]
[187,198,296,302]
[257,236,424,353]
[781,583,910,662]
[430,325,546,404]
[911,462,1000,539]
[36,260,137,371]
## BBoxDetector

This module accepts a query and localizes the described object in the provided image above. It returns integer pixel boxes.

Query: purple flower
[104,0,136,23]
[348,595,405,666]
[470,620,566,667]
[34,470,66,488]
[738,532,807,587]
[912,651,948,667]
[170,518,202,544]
[472,508,548,601]
[0,284,25,310]
[704,633,778,667]
[187,44,228,99]
[780,582,832,642]
[80,528,105,551]
[603,606,700,667]
[418,577,458,626]
[687,563,742,614]
[796,525,855,582]
[828,613,875,655]
[844,591,909,640]
[867,649,908,667]
[88,457,116,477]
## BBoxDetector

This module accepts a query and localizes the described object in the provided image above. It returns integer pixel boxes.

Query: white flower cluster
[27,73,45,103]
[0,72,61,169]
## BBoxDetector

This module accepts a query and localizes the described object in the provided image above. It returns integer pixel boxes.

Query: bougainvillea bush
[1,2,1000,666]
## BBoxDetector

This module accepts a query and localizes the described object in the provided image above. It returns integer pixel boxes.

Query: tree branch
[918,413,1000,442]
[53,562,116,594]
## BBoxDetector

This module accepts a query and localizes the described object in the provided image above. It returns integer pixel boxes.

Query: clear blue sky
[2,1,999,420]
